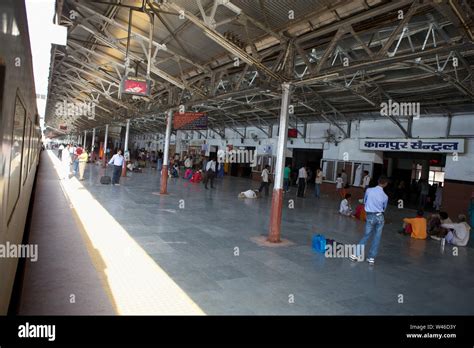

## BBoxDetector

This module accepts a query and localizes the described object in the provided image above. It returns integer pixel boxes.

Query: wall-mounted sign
[121,78,151,96]
[288,128,298,138]
[173,112,207,130]
[360,138,465,153]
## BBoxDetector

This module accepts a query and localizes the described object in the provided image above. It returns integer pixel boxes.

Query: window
[7,94,26,224]
[429,166,445,186]
[22,118,31,184]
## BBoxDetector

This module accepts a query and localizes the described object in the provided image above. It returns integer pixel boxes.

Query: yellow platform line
[47,151,205,315]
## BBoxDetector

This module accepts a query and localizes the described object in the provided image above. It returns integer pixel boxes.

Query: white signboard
[360,138,465,153]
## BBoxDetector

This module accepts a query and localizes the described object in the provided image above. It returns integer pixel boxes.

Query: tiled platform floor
[42,152,474,315]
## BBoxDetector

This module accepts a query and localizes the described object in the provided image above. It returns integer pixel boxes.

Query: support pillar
[91,127,96,161]
[268,82,291,243]
[122,119,130,177]
[103,124,109,167]
[83,130,87,149]
[160,110,173,194]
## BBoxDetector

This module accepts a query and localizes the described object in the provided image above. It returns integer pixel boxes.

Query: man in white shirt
[258,165,270,197]
[362,170,371,190]
[442,221,470,247]
[204,158,216,189]
[108,149,124,185]
[297,165,307,198]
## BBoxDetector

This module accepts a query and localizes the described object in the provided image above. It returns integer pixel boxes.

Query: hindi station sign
[360,138,465,153]
[173,112,208,130]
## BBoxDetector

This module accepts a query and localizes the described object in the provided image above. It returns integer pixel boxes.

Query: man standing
[109,149,124,185]
[341,169,348,188]
[73,145,83,176]
[297,165,307,198]
[362,170,371,190]
[350,175,389,265]
[314,168,323,198]
[78,150,89,181]
[283,164,291,193]
[259,165,271,197]
[204,157,216,189]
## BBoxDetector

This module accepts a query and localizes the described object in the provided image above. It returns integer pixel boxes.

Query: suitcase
[100,175,111,185]
[100,166,111,185]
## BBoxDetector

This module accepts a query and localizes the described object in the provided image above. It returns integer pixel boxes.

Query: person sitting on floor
[190,170,203,183]
[442,219,470,247]
[184,167,193,180]
[427,214,448,240]
[353,198,366,221]
[458,214,472,234]
[238,189,260,199]
[171,163,179,178]
[339,193,353,216]
[439,211,453,224]
[401,209,427,239]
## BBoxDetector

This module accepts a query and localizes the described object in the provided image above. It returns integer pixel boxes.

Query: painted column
[103,124,109,167]
[122,119,130,177]
[91,127,96,161]
[268,82,291,243]
[83,130,87,149]
[160,110,173,194]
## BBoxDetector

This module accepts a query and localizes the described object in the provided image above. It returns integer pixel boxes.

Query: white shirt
[206,160,216,172]
[298,167,307,180]
[442,223,470,247]
[364,185,388,213]
[184,158,192,168]
[240,190,257,199]
[336,177,343,189]
[339,199,352,215]
[69,146,76,154]
[362,175,371,188]
[261,168,269,182]
[109,154,124,166]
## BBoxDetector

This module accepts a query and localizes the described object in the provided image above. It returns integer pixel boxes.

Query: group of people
[58,143,89,180]
[399,210,471,246]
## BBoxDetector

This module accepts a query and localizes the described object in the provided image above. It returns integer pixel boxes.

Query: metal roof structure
[45,0,474,138]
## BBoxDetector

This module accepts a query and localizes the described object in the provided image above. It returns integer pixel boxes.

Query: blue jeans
[157,158,163,172]
[112,165,122,184]
[283,179,289,191]
[314,183,320,197]
[73,159,79,174]
[357,212,385,259]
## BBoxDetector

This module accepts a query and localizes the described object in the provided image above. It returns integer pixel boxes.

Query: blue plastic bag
[312,234,326,253]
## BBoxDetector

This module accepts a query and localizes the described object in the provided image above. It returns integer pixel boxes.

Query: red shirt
[75,147,83,156]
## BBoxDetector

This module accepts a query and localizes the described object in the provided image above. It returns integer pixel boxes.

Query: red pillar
[267,82,291,243]
[268,189,284,243]
[160,165,169,194]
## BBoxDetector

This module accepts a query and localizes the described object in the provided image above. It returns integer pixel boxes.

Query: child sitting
[190,170,203,183]
[184,168,193,180]
[339,193,353,216]
[401,209,427,239]
[353,199,366,221]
